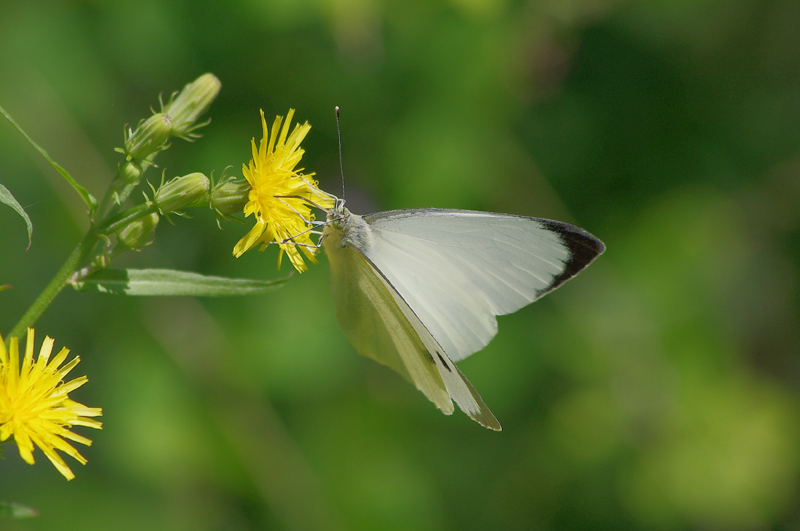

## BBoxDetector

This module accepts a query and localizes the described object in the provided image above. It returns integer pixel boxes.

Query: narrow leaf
[0,501,39,519]
[0,184,32,249]
[75,268,291,296]
[0,105,97,213]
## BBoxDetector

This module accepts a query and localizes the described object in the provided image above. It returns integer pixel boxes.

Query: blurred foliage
[1,0,800,529]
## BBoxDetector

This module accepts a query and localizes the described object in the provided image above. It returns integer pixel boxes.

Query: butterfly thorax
[323,207,373,253]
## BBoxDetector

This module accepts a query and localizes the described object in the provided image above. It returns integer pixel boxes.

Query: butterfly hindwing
[325,229,453,415]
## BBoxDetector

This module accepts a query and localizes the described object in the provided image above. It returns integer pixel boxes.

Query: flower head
[0,329,102,480]
[233,109,335,273]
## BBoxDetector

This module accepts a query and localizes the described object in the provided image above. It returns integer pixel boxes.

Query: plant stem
[6,231,98,341]
[93,155,155,223]
[93,176,125,223]
[97,202,156,235]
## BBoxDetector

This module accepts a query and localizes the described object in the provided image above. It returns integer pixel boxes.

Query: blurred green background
[2,0,800,529]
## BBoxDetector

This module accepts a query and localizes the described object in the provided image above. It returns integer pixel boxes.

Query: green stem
[6,231,98,341]
[93,176,125,223]
[93,155,155,224]
[6,196,167,342]
[97,202,156,235]
[5,199,157,343]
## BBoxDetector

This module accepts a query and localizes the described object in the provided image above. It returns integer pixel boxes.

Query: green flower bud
[119,160,144,184]
[94,253,111,269]
[164,73,221,137]
[126,113,172,160]
[118,213,159,249]
[210,179,250,216]
[155,173,210,214]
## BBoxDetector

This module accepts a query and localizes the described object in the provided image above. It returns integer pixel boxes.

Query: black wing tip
[539,219,605,293]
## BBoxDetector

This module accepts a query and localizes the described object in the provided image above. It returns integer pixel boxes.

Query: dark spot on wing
[539,220,605,295]
[436,352,452,372]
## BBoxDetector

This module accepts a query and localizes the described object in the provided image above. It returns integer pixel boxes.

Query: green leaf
[75,268,291,296]
[0,183,32,249]
[0,105,97,213]
[0,501,38,519]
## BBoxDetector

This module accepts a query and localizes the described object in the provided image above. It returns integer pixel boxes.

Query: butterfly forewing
[362,209,605,362]
[356,252,502,431]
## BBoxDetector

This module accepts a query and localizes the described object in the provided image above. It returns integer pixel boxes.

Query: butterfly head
[327,196,348,231]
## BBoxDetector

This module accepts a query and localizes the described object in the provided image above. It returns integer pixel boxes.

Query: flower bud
[119,160,144,184]
[210,179,250,216]
[118,213,159,249]
[93,253,111,269]
[126,113,172,160]
[164,73,221,137]
[155,173,210,214]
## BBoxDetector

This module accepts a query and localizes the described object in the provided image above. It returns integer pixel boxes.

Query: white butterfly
[321,202,605,430]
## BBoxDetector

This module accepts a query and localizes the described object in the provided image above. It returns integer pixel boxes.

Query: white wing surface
[359,252,502,430]
[323,210,502,429]
[361,209,605,362]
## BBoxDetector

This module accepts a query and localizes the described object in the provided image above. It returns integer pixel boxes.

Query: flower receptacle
[155,173,210,214]
[210,179,250,216]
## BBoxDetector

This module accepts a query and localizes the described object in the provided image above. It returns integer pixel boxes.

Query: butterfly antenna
[336,106,345,202]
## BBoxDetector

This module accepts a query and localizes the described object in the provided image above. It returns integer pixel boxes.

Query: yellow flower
[233,109,335,273]
[0,329,102,480]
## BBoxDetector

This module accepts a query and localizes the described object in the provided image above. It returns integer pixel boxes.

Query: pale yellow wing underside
[326,236,454,415]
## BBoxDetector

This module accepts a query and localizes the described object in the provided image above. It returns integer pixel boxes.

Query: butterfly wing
[357,250,502,431]
[324,224,453,415]
[362,208,605,362]
[324,213,502,429]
